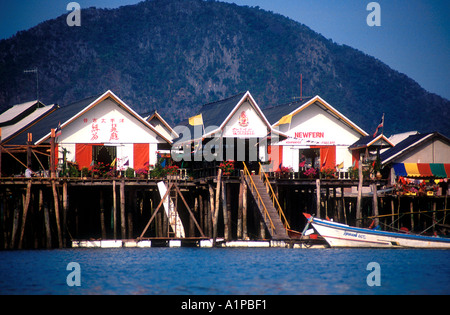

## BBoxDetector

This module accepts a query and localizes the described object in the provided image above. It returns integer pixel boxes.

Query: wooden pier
[0,172,448,249]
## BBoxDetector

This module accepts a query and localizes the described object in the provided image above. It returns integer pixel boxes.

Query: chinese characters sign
[83,117,125,141]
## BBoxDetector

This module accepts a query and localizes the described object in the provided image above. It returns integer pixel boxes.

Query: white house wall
[56,98,166,169]
[278,102,362,171]
[59,99,162,145]
[222,101,269,138]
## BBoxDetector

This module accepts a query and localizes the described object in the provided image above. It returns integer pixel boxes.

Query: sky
[0,0,449,100]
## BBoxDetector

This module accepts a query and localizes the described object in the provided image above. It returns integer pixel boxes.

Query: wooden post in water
[191,195,198,237]
[208,184,214,238]
[222,181,230,241]
[372,183,379,226]
[18,180,32,249]
[120,179,126,239]
[315,179,321,218]
[62,180,68,245]
[237,179,244,239]
[242,178,248,239]
[42,190,52,248]
[213,169,222,246]
[356,157,363,227]
[99,189,106,239]
[112,180,117,239]
[52,180,63,248]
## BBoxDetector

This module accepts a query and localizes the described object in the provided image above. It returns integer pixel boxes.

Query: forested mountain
[0,0,448,136]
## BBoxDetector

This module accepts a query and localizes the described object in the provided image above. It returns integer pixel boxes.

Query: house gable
[36,90,171,145]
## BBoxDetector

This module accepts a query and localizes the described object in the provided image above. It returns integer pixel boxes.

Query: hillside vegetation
[0,0,448,136]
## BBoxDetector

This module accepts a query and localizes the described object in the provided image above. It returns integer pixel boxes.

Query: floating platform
[71,238,328,249]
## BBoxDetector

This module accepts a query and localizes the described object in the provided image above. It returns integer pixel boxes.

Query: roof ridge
[201,91,246,108]
[264,96,314,110]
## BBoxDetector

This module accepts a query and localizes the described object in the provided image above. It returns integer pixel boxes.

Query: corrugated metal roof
[263,97,312,125]
[6,94,102,145]
[380,132,450,164]
[1,104,58,143]
[0,100,42,126]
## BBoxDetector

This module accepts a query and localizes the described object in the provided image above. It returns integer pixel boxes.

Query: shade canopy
[392,163,450,178]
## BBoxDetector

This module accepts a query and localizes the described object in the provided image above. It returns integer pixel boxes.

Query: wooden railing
[258,163,291,230]
[242,162,276,235]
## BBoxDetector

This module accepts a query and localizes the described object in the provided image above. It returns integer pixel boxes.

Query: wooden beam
[139,183,174,239]
[174,184,205,238]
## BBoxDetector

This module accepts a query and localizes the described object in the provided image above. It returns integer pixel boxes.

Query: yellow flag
[189,114,203,126]
[110,158,117,167]
[279,114,292,125]
[336,162,344,169]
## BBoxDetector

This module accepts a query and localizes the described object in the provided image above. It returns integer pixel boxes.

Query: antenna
[24,68,39,100]
[292,74,307,101]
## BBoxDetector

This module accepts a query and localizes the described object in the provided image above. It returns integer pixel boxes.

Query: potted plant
[219,160,235,176]
[303,168,317,179]
[321,167,336,179]
[135,168,149,179]
[165,165,180,179]
[125,167,135,178]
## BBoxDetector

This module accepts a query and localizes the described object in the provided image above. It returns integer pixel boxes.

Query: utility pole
[24,68,39,100]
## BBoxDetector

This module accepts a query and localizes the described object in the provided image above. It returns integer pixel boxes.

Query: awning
[393,163,450,178]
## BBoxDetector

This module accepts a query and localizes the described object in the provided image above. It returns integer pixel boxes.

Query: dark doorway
[92,145,116,165]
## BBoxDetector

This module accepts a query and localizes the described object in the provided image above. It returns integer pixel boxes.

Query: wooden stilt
[42,190,52,249]
[222,181,230,240]
[11,199,20,249]
[372,183,379,226]
[213,169,222,246]
[62,180,68,244]
[208,184,215,238]
[52,180,63,248]
[139,183,174,238]
[237,180,244,239]
[356,158,363,227]
[315,179,321,218]
[100,189,106,239]
[120,179,126,239]
[18,180,32,249]
[113,180,117,239]
[191,196,198,237]
[242,178,248,240]
[174,184,205,238]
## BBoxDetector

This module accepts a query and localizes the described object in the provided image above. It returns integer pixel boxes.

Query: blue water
[0,248,449,295]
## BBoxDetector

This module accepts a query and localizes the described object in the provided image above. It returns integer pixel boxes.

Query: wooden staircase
[242,163,289,240]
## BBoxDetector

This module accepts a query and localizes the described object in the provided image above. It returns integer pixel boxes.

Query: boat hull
[309,217,450,249]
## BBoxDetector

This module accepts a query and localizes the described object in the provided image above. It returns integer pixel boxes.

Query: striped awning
[393,163,450,178]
